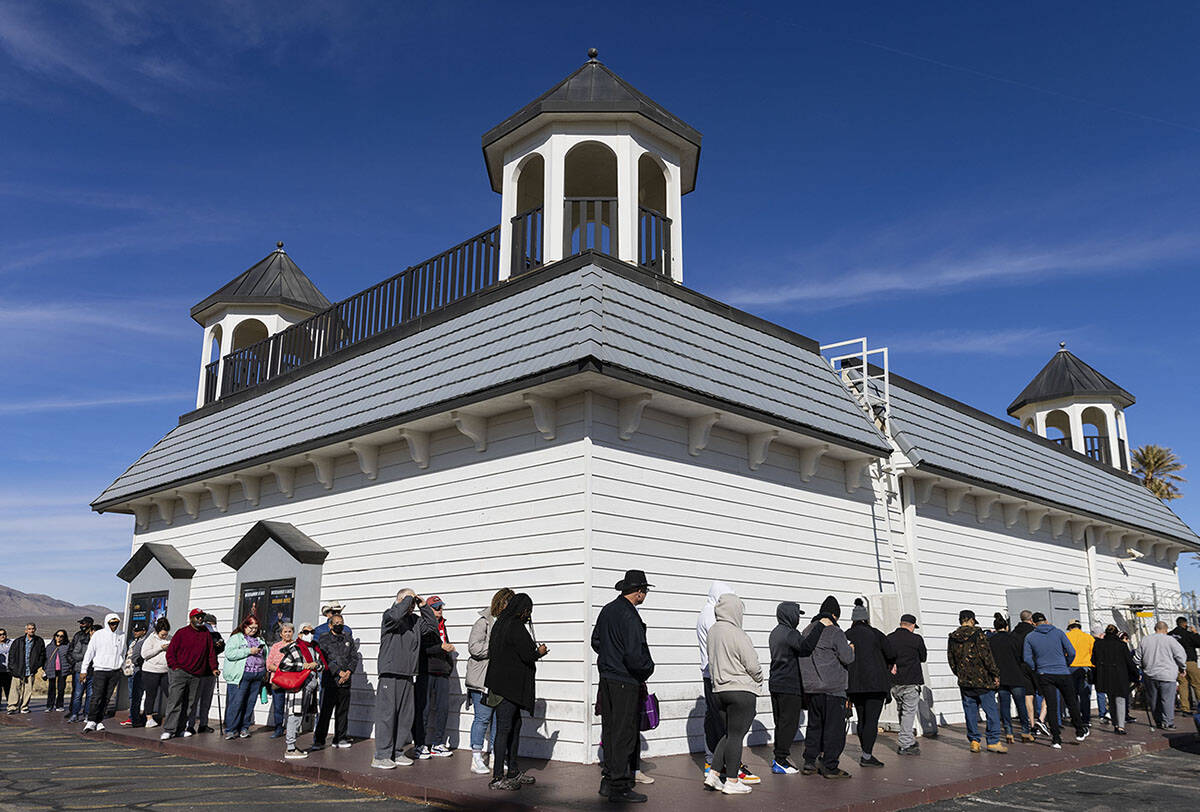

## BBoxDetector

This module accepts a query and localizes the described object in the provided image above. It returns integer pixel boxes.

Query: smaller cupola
[483,49,701,282]
[191,242,331,408]
[1008,342,1135,471]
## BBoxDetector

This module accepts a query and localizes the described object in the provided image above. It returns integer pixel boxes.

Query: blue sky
[1,1,1197,608]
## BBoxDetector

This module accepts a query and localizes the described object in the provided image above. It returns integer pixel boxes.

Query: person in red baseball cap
[415,596,456,758]
[159,609,219,740]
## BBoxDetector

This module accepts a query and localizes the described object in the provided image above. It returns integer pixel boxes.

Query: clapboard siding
[912,488,1093,723]
[585,397,895,758]
[133,407,593,763]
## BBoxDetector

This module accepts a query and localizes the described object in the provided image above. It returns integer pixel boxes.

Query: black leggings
[849,692,886,757]
[0,673,10,705]
[492,699,523,780]
[712,690,756,780]
[45,673,66,709]
[142,672,168,719]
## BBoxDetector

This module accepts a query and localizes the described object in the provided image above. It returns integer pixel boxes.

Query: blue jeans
[69,670,92,718]
[1097,690,1108,719]
[271,687,287,733]
[224,674,263,734]
[129,672,145,724]
[997,685,1031,735]
[961,690,1002,745]
[469,689,497,750]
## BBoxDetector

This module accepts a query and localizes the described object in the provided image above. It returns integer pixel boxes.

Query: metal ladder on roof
[820,336,891,435]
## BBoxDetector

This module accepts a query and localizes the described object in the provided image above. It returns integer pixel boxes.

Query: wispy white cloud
[721,231,1200,311]
[0,298,192,338]
[880,326,1088,356]
[0,391,190,416]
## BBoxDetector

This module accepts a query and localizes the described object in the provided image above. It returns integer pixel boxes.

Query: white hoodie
[81,613,125,672]
[697,581,734,677]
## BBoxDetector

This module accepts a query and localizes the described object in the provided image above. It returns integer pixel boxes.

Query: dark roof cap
[482,53,701,192]
[117,543,196,582]
[221,520,328,570]
[1008,344,1135,414]
[191,244,332,324]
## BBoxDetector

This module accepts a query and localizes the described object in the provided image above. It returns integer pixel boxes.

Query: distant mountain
[0,584,112,619]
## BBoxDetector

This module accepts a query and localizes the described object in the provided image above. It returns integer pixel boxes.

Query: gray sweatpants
[374,675,416,760]
[892,683,921,748]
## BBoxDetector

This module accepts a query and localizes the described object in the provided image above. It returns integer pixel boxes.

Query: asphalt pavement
[910,739,1200,812]
[0,723,436,811]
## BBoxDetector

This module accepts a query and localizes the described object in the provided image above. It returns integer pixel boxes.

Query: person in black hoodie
[591,569,655,804]
[988,614,1033,743]
[1011,609,1038,735]
[767,601,811,774]
[1092,625,1137,735]
[485,594,548,791]
[845,600,896,768]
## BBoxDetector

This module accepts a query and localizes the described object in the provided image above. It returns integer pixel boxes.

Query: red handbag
[271,668,310,692]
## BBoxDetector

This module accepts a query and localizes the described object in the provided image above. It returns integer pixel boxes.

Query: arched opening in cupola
[1045,409,1071,449]
[511,153,545,274]
[637,153,670,274]
[563,141,618,256]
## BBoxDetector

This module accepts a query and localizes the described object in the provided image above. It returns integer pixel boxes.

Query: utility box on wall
[1006,587,1081,629]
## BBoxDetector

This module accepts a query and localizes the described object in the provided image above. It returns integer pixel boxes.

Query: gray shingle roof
[190,246,332,324]
[1008,346,1135,414]
[92,255,888,509]
[888,374,1198,547]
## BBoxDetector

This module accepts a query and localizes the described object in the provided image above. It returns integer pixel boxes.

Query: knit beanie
[819,595,841,618]
[850,598,869,622]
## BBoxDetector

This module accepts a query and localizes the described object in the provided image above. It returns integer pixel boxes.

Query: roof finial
[1059,341,1066,350]
[587,47,599,62]
[276,241,285,252]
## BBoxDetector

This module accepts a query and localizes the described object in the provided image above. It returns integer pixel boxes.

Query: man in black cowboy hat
[591,569,655,804]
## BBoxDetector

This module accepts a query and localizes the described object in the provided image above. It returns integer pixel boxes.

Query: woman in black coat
[485,593,548,790]
[1092,625,1137,735]
[987,614,1032,742]
[845,600,896,768]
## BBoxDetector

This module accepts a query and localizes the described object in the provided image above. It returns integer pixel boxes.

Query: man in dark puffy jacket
[947,609,1005,753]
[312,613,358,751]
[768,601,811,774]
[591,569,655,804]
[66,617,93,721]
[798,596,855,779]
[374,591,422,769]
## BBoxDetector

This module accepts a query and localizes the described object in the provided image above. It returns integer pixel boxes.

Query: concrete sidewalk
[1,709,1191,811]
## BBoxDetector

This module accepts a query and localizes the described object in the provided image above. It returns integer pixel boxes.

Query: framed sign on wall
[237,579,295,643]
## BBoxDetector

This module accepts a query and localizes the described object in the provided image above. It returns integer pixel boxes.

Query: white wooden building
[93,52,1199,763]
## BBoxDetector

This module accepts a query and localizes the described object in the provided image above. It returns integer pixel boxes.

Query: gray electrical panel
[1005,588,1081,629]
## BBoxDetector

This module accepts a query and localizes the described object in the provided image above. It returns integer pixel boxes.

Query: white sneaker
[635,770,655,784]
[431,744,453,757]
[145,718,159,728]
[394,753,414,766]
[1051,742,1062,750]
[722,779,752,795]
[703,769,724,791]
[181,730,193,738]
[415,745,432,760]
[370,757,396,769]
[285,749,309,760]
[83,722,97,732]
[160,732,172,740]
[95,723,106,732]
[471,752,490,774]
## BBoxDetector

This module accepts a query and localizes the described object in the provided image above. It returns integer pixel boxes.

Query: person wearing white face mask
[275,622,325,759]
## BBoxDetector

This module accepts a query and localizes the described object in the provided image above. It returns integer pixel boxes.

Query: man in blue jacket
[1022,612,1087,748]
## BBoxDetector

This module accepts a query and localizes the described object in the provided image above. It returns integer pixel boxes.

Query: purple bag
[640,691,660,731]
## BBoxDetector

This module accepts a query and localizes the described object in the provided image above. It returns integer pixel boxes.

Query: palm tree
[1132,444,1186,500]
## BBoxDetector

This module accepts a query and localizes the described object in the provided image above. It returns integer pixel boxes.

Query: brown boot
[970,741,981,753]
[986,743,1009,754]
[1020,733,1035,743]
[1005,734,1014,743]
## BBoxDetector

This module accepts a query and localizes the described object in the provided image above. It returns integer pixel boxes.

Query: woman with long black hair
[44,630,70,711]
[485,593,548,791]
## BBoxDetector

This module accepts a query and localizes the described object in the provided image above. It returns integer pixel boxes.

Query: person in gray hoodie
[1135,621,1187,729]
[798,596,855,778]
[373,590,423,769]
[696,581,734,766]
[703,593,763,796]
[768,601,812,774]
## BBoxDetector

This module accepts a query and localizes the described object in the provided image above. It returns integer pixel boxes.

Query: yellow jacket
[1066,628,1094,667]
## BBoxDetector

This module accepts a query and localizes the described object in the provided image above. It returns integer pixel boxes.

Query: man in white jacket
[80,613,125,732]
